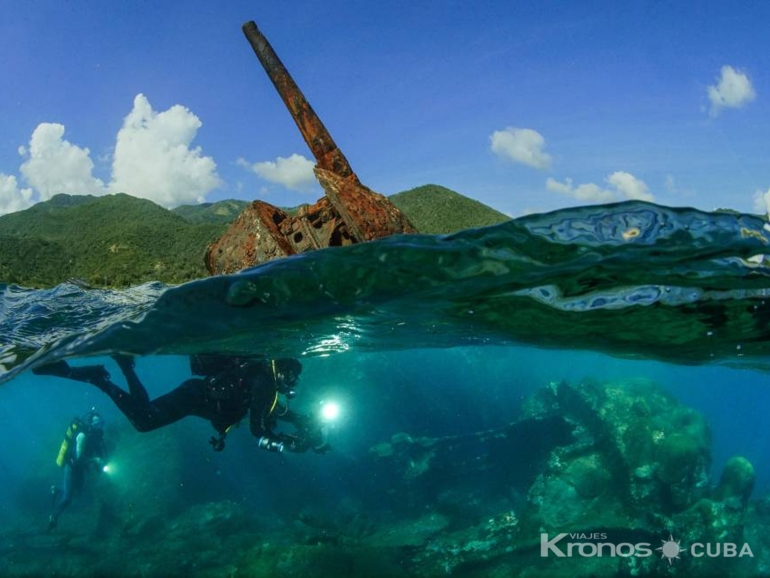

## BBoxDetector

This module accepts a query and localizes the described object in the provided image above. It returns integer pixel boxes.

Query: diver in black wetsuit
[34,355,328,454]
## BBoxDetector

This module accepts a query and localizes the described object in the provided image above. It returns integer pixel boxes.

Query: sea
[1,200,770,577]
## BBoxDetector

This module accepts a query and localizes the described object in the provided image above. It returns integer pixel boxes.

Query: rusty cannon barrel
[205,20,417,275]
[242,20,357,182]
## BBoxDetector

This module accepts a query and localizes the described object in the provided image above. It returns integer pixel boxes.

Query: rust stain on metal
[205,20,417,276]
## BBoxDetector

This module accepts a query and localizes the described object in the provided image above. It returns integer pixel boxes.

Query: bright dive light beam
[320,401,340,421]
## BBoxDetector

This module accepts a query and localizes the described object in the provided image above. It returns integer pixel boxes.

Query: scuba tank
[55,418,83,467]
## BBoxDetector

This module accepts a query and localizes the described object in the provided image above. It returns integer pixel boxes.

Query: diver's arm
[249,392,309,453]
[271,409,330,453]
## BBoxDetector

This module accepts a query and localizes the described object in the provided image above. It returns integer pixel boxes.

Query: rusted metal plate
[315,168,416,242]
[204,20,417,276]
[205,198,355,274]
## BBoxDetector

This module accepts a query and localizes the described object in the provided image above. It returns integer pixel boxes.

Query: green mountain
[0,186,508,288]
[0,194,225,287]
[390,184,509,234]
[172,200,250,224]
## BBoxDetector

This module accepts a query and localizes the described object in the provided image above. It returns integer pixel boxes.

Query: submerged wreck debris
[368,378,763,576]
[205,21,416,275]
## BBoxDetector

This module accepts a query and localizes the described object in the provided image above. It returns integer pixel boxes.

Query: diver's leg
[111,355,150,405]
[76,358,203,433]
[67,356,184,432]
[34,359,200,434]
[124,379,207,432]
[50,465,74,527]
[53,361,160,432]
[97,375,206,433]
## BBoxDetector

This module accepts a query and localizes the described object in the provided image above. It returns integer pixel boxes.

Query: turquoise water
[1,200,770,576]
[3,201,770,379]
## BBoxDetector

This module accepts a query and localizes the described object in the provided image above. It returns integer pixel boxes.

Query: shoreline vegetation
[0,185,508,289]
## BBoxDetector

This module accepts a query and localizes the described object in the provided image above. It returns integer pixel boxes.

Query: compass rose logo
[657,534,683,565]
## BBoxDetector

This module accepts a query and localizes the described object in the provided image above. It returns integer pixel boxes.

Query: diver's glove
[209,434,226,452]
[88,457,106,474]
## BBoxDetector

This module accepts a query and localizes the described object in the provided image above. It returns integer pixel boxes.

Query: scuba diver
[49,410,107,531]
[34,354,329,455]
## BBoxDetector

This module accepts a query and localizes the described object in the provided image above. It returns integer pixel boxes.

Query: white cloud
[546,177,615,203]
[664,174,677,194]
[707,65,756,117]
[573,182,616,203]
[19,123,105,200]
[547,172,654,204]
[606,171,654,201]
[545,177,573,195]
[110,94,221,207]
[753,188,770,216]
[490,127,552,170]
[0,173,34,216]
[238,153,317,192]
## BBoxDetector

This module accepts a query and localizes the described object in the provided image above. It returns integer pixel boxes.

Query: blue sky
[1,1,768,218]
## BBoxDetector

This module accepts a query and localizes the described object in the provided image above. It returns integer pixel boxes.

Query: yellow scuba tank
[55,420,81,467]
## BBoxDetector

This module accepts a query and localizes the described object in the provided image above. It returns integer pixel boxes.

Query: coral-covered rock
[715,456,755,509]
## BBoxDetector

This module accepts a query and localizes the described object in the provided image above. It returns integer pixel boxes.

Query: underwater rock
[715,456,755,510]
[118,500,254,577]
[663,497,758,577]
[369,377,714,538]
[563,453,612,498]
[369,512,451,549]
[293,499,377,546]
[167,500,250,537]
[523,378,712,531]
[402,511,521,577]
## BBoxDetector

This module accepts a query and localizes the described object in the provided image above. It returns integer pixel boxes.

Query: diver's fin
[32,361,72,378]
[33,361,111,387]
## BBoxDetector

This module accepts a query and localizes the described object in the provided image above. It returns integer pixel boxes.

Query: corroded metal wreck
[205,21,417,275]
